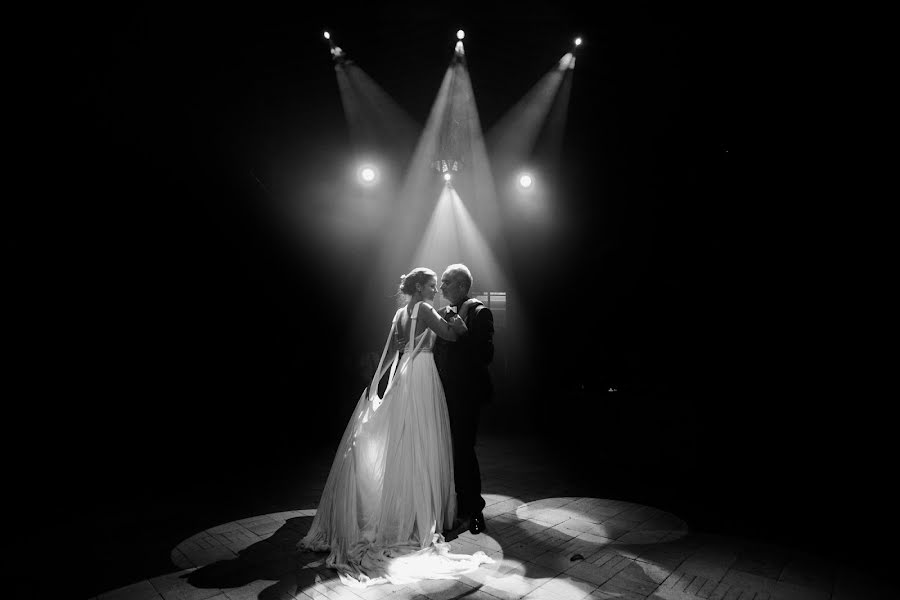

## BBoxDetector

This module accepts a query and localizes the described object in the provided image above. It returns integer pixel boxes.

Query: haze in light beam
[335,61,419,157]
[447,63,506,253]
[365,42,512,334]
[374,66,454,289]
[486,54,572,178]
[412,185,506,297]
[536,61,574,170]
[362,65,453,327]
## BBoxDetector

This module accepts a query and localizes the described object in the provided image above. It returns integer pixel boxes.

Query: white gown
[298,302,493,587]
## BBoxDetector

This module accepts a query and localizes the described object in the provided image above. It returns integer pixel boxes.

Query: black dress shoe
[444,515,471,542]
[469,512,486,534]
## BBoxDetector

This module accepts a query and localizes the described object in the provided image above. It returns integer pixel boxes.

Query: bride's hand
[458,298,477,320]
[448,312,467,334]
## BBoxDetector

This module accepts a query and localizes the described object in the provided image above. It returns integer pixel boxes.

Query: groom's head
[440,263,472,306]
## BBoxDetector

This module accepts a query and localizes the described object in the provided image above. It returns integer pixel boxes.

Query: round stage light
[324,31,331,40]
[518,173,534,189]
[357,164,379,185]
[574,37,582,46]
[457,29,465,40]
[443,173,452,182]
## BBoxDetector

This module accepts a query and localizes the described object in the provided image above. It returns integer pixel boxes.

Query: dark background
[8,3,885,597]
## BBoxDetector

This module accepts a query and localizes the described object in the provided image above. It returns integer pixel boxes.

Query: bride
[298,267,493,587]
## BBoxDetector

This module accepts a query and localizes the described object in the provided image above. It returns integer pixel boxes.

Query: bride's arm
[420,302,467,341]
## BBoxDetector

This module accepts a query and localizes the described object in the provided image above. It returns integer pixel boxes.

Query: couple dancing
[298,263,496,587]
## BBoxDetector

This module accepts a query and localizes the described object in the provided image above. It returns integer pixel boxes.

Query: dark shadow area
[12,442,336,599]
[518,400,887,582]
[184,517,327,600]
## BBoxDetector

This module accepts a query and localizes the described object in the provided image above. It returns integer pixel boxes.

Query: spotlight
[517,172,534,189]
[357,164,379,185]
[324,31,331,40]
[457,29,465,40]
[574,36,582,46]
[443,173,452,182]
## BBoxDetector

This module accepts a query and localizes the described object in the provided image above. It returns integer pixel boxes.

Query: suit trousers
[446,392,485,517]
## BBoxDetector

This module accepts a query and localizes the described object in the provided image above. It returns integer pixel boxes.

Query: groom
[435,263,494,540]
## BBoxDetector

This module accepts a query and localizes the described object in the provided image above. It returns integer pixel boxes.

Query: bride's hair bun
[398,267,436,296]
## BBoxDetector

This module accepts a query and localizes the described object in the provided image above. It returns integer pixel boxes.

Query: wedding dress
[298,301,493,587]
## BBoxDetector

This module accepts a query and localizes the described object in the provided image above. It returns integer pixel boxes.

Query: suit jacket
[434,300,494,405]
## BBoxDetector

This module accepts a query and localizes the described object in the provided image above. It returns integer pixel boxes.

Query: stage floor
[85,435,883,600]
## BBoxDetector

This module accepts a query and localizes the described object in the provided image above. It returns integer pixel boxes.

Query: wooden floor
[90,437,886,600]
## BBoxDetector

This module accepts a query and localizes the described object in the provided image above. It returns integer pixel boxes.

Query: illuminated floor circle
[95,495,869,600]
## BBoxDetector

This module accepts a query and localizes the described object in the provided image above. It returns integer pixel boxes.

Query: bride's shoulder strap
[414,301,437,320]
[410,301,421,320]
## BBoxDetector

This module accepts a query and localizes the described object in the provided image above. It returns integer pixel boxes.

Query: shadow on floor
[186,516,328,599]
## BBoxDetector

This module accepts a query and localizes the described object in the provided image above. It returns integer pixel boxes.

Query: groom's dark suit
[434,299,494,522]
